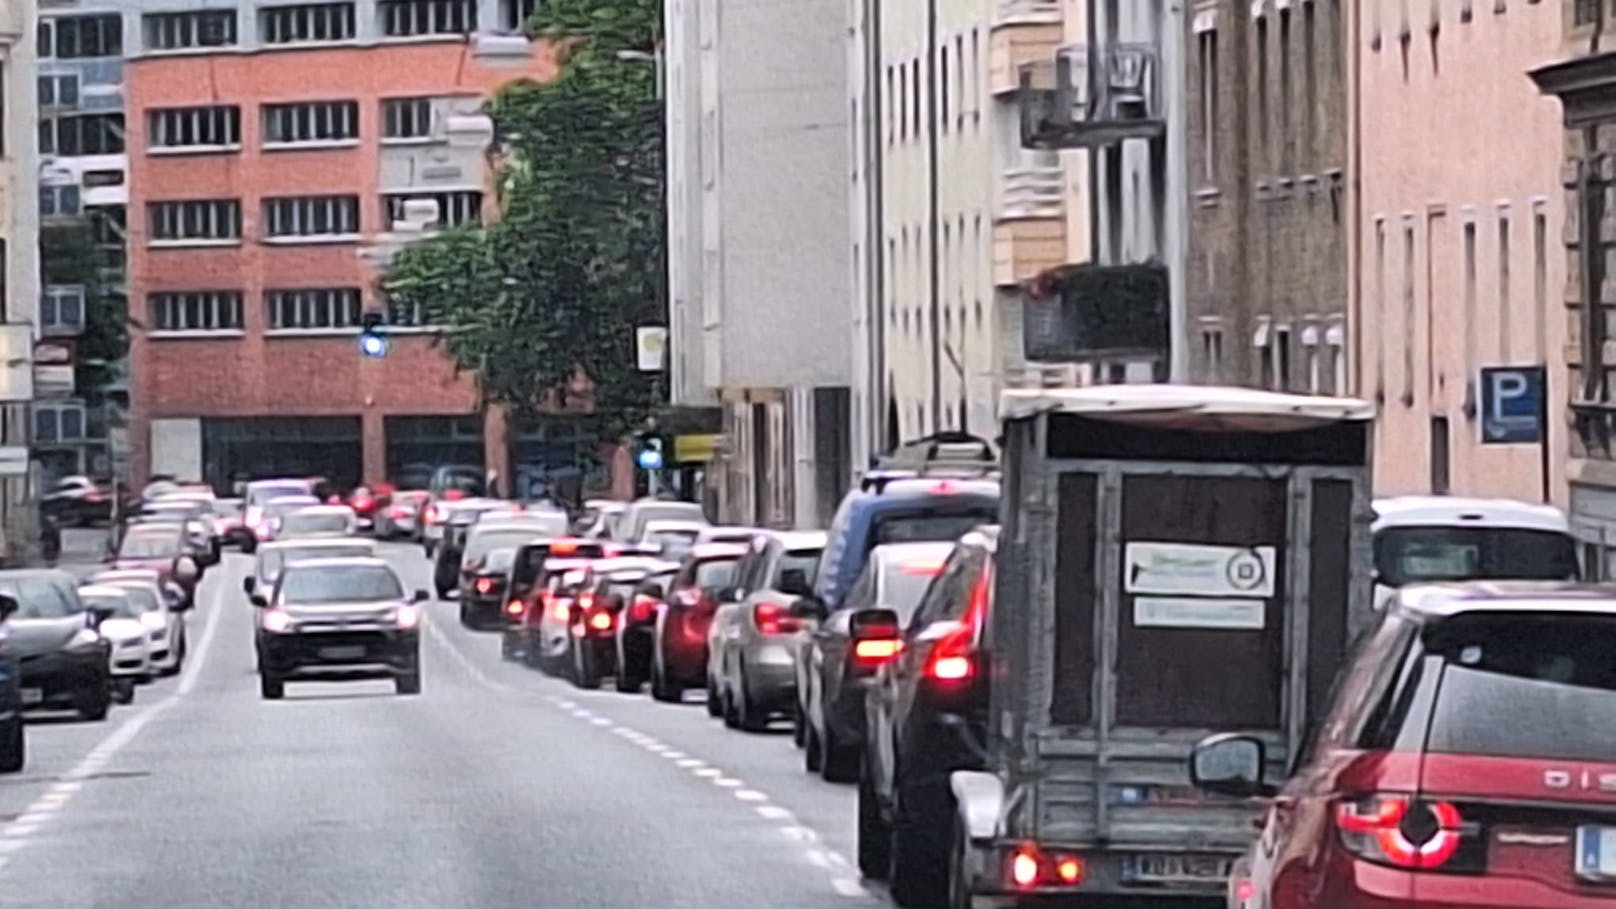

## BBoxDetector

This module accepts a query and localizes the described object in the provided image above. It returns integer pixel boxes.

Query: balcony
[999,165,1065,220]
[1020,42,1165,149]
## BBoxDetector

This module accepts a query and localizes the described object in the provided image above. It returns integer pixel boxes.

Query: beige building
[1353,0,1565,502]
[1,0,41,332]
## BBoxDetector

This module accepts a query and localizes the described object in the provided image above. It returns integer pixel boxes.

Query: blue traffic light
[359,332,388,357]
[637,446,664,470]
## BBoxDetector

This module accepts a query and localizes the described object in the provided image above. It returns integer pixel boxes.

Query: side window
[1302,612,1418,761]
[938,547,987,622]
[908,547,969,632]
[844,562,878,612]
[733,549,767,596]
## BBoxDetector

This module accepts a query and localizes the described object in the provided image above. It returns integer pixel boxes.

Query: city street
[0,542,875,909]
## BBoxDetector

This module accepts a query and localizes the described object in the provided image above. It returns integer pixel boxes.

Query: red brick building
[126,10,560,492]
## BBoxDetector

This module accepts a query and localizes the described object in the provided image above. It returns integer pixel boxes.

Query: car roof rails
[861,431,999,493]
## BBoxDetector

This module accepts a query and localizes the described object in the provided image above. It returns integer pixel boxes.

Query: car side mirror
[0,594,15,623]
[242,577,256,595]
[249,593,268,608]
[779,569,812,597]
[790,595,828,621]
[412,589,429,603]
[1189,733,1275,798]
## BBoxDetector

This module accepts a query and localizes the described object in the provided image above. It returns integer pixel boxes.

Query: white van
[1371,495,1580,607]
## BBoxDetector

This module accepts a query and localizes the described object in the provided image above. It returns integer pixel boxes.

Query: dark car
[459,547,518,631]
[0,570,115,722]
[649,543,747,703]
[563,557,675,690]
[604,561,680,693]
[859,527,996,900]
[796,540,952,782]
[252,557,426,699]
[498,540,606,663]
[40,476,113,527]
[0,595,24,771]
[454,520,560,627]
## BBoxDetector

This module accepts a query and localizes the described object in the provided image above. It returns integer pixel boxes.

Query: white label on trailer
[1134,597,1267,630]
[1123,542,1277,597]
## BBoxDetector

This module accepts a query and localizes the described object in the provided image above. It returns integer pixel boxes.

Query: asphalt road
[0,540,876,908]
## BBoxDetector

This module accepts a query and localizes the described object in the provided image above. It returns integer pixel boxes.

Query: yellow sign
[674,434,718,463]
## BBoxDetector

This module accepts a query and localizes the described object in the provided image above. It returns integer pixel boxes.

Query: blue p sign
[1479,366,1546,444]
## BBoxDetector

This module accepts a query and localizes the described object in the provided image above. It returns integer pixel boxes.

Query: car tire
[857,754,891,880]
[721,687,741,729]
[614,669,640,694]
[242,539,257,554]
[395,671,422,696]
[706,675,723,717]
[889,790,951,908]
[735,668,769,732]
[572,642,601,690]
[0,717,24,773]
[821,725,860,783]
[112,678,136,706]
[76,684,111,722]
[500,632,519,662]
[650,655,681,703]
[805,724,824,773]
[260,672,285,700]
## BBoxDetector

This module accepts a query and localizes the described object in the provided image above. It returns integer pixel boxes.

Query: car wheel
[112,678,136,706]
[857,753,891,880]
[614,670,640,694]
[439,586,452,602]
[721,686,741,729]
[706,675,723,717]
[572,641,601,690]
[500,632,519,662]
[242,539,257,554]
[735,667,769,732]
[0,717,24,774]
[76,684,111,722]
[650,653,681,703]
[260,672,284,700]
[805,724,824,773]
[395,670,422,696]
[821,725,860,783]
[888,789,951,908]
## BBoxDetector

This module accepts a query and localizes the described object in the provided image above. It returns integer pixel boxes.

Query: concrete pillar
[361,409,386,485]
[482,405,509,492]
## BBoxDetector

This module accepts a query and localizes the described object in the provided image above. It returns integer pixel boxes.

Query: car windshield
[0,578,78,618]
[281,512,351,535]
[466,529,541,561]
[1374,526,1580,587]
[280,566,403,604]
[871,510,995,546]
[120,534,181,559]
[878,560,946,622]
[441,469,486,495]
[81,592,142,618]
[780,550,822,585]
[248,483,310,506]
[105,585,161,613]
[483,548,517,572]
[694,558,739,589]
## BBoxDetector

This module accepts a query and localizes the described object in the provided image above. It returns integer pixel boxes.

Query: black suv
[0,570,114,723]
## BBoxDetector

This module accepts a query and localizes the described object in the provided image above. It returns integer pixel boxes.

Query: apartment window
[88,205,126,246]
[42,14,122,59]
[385,297,442,327]
[39,185,82,218]
[1403,219,1416,401]
[1255,16,1268,144]
[149,199,242,243]
[1534,207,1548,360]
[40,114,125,156]
[1463,219,1477,390]
[911,59,921,137]
[35,404,87,444]
[1498,211,1511,361]
[1278,8,1290,165]
[1576,0,1598,24]
[954,35,965,129]
[263,101,359,145]
[268,288,364,330]
[1201,328,1224,381]
[885,66,895,144]
[1198,29,1218,182]
[382,97,434,140]
[37,74,80,109]
[380,0,477,36]
[970,29,981,124]
[500,0,538,31]
[1430,415,1451,494]
[264,195,361,238]
[1302,3,1316,156]
[1275,326,1292,389]
[143,11,238,51]
[41,286,87,334]
[383,191,482,228]
[1374,217,1386,389]
[1259,330,1275,387]
[148,106,242,150]
[260,3,357,44]
[896,65,906,142]
[150,291,244,333]
[940,46,950,133]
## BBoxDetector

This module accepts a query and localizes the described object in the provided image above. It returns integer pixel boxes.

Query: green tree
[38,222,127,404]
[384,0,663,441]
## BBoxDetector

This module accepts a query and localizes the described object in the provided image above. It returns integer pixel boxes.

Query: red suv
[1191,582,1616,909]
[649,543,746,703]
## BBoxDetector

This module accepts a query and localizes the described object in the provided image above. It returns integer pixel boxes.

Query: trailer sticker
[1133,596,1267,630]
[1123,542,1277,597]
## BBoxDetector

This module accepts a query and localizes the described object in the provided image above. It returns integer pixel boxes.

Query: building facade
[1359,0,1564,502]
[1,0,43,557]
[111,0,556,492]
[664,0,853,529]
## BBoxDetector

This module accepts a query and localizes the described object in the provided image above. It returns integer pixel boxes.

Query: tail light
[551,597,571,621]
[1007,844,1085,889]
[389,504,412,518]
[588,611,614,632]
[629,594,658,624]
[1335,795,1469,870]
[423,504,439,524]
[754,601,801,635]
[853,638,904,661]
[84,490,104,502]
[506,599,524,616]
[261,608,294,633]
[923,567,991,682]
[474,577,496,595]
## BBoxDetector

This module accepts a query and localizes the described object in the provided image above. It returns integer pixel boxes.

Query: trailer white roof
[1000,385,1375,429]
[1372,495,1570,534]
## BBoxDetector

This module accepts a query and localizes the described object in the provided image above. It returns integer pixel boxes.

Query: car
[598,559,680,692]
[241,478,316,551]
[40,475,113,527]
[563,556,677,689]
[648,543,747,703]
[135,497,222,565]
[87,569,188,676]
[0,594,21,771]
[112,526,203,609]
[277,505,359,540]
[422,497,502,560]
[346,485,381,532]
[458,544,523,631]
[375,490,429,539]
[708,531,827,730]
[1189,580,1616,909]
[613,498,707,544]
[76,585,150,704]
[574,499,626,538]
[0,570,114,722]
[498,539,607,663]
[252,494,325,547]
[439,513,564,605]
[526,563,604,674]
[794,541,951,780]
[212,497,246,547]
[252,557,426,699]
[636,518,708,559]
[245,538,380,606]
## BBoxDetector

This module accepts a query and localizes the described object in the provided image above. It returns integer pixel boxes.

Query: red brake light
[444,489,465,501]
[1006,844,1083,889]
[1054,856,1084,885]
[853,638,903,661]
[754,601,801,635]
[1335,795,1466,869]
[588,611,614,631]
[923,565,991,681]
[897,559,945,576]
[551,599,571,621]
[506,599,524,616]
[550,540,579,555]
[630,594,657,623]
[474,577,495,595]
[1010,848,1041,888]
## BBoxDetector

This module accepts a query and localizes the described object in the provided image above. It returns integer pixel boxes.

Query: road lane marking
[735,790,768,801]
[755,805,794,821]
[831,877,869,897]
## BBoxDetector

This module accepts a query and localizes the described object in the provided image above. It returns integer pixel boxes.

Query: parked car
[649,543,747,703]
[498,539,608,663]
[707,531,826,730]
[0,570,114,722]
[602,560,680,692]
[136,498,221,565]
[76,585,149,704]
[112,526,202,609]
[87,569,187,676]
[1371,495,1580,608]
[40,475,113,527]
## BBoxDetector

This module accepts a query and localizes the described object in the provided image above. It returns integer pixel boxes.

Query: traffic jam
[2,387,1612,908]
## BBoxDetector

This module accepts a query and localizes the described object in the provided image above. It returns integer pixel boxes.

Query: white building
[0,0,41,559]
[664,0,854,528]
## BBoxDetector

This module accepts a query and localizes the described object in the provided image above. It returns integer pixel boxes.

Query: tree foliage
[385,0,663,439]
[39,223,126,402]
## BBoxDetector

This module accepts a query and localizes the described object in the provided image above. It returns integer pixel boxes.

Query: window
[148,106,241,150]
[500,0,538,31]
[1255,15,1268,145]
[43,14,122,59]
[148,199,242,243]
[1303,2,1315,155]
[954,35,965,129]
[382,97,433,140]
[385,297,442,327]
[87,205,126,246]
[264,195,361,238]
[382,191,482,228]
[1307,344,1321,392]
[1275,326,1292,390]
[1403,218,1416,401]
[41,286,86,334]
[1198,29,1218,182]
[143,10,238,51]
[380,0,477,36]
[260,3,357,44]
[263,101,359,145]
[34,404,87,443]
[896,64,906,141]
[39,185,81,218]
[1463,220,1477,391]
[1576,0,1598,24]
[911,59,921,137]
[82,170,122,188]
[150,291,245,332]
[1430,414,1450,494]
[37,74,80,109]
[1278,8,1290,165]
[1498,210,1511,361]
[1534,207,1548,360]
[40,114,125,156]
[1201,328,1223,381]
[940,45,950,132]
[267,288,363,330]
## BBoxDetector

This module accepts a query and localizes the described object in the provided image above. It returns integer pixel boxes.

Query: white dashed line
[675,758,704,768]
[712,777,743,788]
[831,877,869,897]
[734,790,768,802]
[662,750,686,759]
[755,805,794,821]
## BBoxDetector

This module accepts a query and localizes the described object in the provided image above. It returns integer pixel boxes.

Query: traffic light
[358,311,388,358]
[635,433,665,470]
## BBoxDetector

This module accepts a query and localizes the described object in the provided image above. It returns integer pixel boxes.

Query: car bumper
[462,595,504,624]
[17,650,108,709]
[739,649,796,708]
[261,630,418,679]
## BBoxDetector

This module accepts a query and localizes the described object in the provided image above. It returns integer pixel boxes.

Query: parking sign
[1479,365,1547,444]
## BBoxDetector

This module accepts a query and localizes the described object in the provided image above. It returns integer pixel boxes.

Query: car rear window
[871,510,994,546]
[1422,613,1616,763]
[108,585,160,613]
[120,533,181,559]
[780,550,822,584]
[467,529,543,561]
[878,559,946,622]
[694,558,738,589]
[248,483,310,506]
[1375,527,1579,587]
[282,513,350,535]
[281,566,402,604]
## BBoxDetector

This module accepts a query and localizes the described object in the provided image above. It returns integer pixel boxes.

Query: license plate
[318,645,366,660]
[19,688,42,706]
[1121,853,1233,885]
[1575,827,1616,882]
